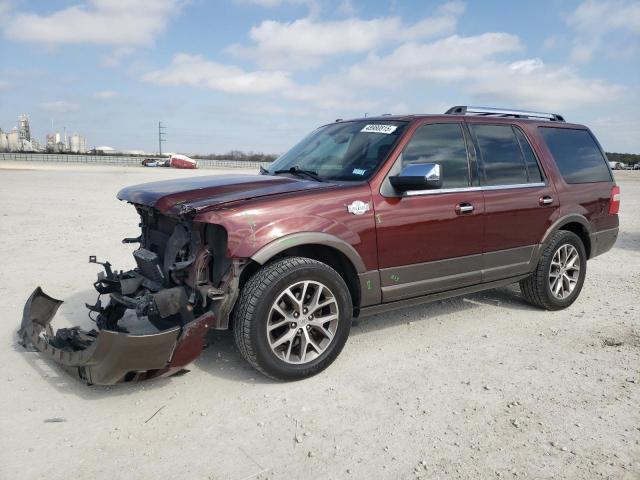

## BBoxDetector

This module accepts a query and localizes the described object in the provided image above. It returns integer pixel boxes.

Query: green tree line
[606,152,640,165]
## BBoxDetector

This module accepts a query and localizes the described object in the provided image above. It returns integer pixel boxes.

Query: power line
[158,121,166,156]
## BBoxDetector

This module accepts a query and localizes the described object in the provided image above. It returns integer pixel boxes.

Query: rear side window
[471,124,529,186]
[538,127,611,183]
[402,123,470,188]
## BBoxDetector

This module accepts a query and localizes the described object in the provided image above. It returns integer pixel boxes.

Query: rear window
[539,127,612,183]
[471,124,529,186]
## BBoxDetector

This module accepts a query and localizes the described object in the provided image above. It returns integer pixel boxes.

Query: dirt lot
[0,162,638,480]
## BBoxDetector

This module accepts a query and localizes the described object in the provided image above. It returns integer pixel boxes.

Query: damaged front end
[19,207,241,385]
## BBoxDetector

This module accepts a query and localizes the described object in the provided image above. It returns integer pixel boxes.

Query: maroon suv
[20,106,620,384]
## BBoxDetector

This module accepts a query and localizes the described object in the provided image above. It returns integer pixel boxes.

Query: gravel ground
[0,162,638,480]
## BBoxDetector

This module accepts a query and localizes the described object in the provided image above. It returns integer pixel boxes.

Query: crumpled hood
[117,174,333,214]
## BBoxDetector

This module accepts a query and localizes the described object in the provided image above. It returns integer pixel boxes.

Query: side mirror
[389,163,442,192]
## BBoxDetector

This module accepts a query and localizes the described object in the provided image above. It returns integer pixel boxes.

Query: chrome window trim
[405,182,546,197]
[483,182,546,191]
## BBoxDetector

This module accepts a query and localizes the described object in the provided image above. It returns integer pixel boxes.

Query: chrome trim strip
[483,182,546,191]
[405,182,546,196]
[405,186,482,196]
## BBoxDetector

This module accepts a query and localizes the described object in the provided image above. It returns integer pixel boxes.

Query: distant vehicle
[20,105,620,384]
[608,161,625,170]
[141,158,169,167]
[633,163,640,170]
[170,154,197,169]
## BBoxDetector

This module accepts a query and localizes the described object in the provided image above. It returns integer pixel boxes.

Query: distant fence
[0,152,265,169]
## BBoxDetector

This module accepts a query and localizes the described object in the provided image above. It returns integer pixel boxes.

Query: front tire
[233,257,352,380]
[520,230,587,310]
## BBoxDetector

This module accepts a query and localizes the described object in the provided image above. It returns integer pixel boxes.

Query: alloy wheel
[267,280,339,364]
[548,243,581,300]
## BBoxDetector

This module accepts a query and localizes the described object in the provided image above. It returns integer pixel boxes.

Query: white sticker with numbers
[360,124,397,134]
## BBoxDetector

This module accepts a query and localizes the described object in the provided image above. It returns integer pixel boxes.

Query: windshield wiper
[273,166,325,182]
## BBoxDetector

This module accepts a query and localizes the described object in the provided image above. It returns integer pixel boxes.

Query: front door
[373,121,485,302]
[466,122,558,281]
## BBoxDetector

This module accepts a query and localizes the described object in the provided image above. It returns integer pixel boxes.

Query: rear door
[373,121,485,302]
[467,122,558,281]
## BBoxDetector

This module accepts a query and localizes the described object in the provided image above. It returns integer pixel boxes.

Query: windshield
[267,120,408,181]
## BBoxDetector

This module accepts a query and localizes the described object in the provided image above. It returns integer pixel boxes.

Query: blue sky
[0,0,639,154]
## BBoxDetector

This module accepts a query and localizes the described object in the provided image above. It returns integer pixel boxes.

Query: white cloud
[470,61,623,111]
[141,28,622,114]
[4,0,183,46]
[92,90,118,100]
[40,100,81,112]
[143,54,378,111]
[568,0,640,33]
[142,54,292,94]
[234,0,320,16]
[337,0,356,17]
[0,0,12,19]
[346,33,522,86]
[0,79,9,90]
[228,3,464,69]
[589,115,640,152]
[282,79,379,111]
[567,0,640,63]
[101,47,135,67]
[344,34,622,111]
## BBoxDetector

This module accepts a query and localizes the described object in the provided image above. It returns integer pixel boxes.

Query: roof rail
[446,105,565,122]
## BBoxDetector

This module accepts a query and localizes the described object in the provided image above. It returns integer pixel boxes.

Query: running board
[358,274,529,318]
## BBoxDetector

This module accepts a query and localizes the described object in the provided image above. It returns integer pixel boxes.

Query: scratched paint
[241,212,257,245]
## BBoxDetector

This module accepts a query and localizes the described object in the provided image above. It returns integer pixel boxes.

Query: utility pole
[158,121,166,157]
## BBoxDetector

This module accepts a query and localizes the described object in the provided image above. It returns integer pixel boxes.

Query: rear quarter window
[538,127,612,183]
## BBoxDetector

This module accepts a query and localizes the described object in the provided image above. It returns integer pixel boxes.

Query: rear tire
[520,230,587,310]
[233,257,352,380]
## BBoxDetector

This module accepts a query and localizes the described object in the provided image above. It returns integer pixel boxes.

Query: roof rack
[446,106,565,122]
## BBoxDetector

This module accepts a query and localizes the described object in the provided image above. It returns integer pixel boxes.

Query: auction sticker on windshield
[360,124,398,134]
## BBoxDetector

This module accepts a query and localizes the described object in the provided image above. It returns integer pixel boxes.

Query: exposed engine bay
[19,207,242,385]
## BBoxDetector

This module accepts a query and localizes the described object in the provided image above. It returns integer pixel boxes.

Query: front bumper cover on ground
[19,287,213,385]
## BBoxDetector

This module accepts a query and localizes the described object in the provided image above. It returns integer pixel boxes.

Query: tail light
[609,185,620,214]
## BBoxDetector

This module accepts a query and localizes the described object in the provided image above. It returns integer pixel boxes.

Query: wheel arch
[247,234,365,311]
[540,214,592,258]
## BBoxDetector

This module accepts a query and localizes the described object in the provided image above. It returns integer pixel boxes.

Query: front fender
[195,212,368,271]
[250,231,367,272]
[193,183,377,271]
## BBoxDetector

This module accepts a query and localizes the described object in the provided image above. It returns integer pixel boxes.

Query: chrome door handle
[455,202,474,214]
[539,196,553,206]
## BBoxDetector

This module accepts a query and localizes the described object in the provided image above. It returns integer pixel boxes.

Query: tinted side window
[514,128,543,182]
[402,123,469,188]
[471,124,528,186]
[538,127,611,183]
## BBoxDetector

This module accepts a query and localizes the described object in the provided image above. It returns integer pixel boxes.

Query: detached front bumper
[19,287,213,385]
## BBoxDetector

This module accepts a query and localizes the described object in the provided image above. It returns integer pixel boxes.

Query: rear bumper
[19,287,213,385]
[589,227,619,258]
